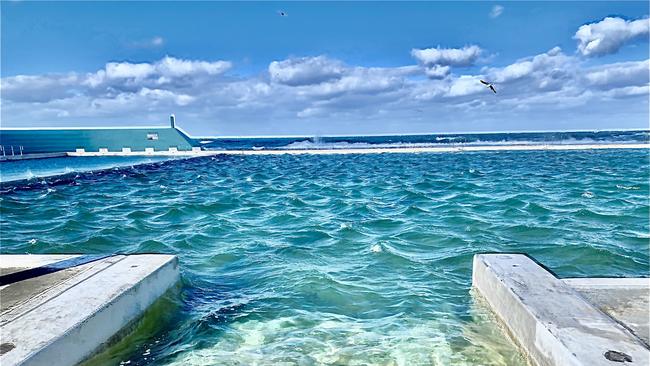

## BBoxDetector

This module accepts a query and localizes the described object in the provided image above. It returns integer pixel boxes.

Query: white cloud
[489,5,504,19]
[411,45,482,79]
[138,88,195,106]
[447,75,485,97]
[584,60,650,89]
[484,47,575,87]
[81,56,232,90]
[105,62,155,79]
[574,17,650,57]
[156,56,232,77]
[423,65,451,79]
[493,61,534,83]
[1,74,81,102]
[294,65,416,99]
[1,51,648,134]
[269,56,345,86]
[411,45,482,67]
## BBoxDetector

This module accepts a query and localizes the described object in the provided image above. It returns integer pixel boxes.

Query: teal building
[0,116,200,155]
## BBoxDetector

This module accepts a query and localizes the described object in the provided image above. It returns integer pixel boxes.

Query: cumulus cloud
[1,50,648,134]
[447,75,485,97]
[423,65,451,79]
[81,56,232,90]
[293,65,417,100]
[489,5,504,19]
[584,59,650,89]
[104,62,155,80]
[2,56,232,104]
[105,56,231,79]
[411,45,482,67]
[269,56,345,86]
[483,47,575,91]
[574,17,650,57]
[411,45,482,78]
[155,57,231,77]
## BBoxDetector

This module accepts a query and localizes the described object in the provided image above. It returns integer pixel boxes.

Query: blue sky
[2,1,649,135]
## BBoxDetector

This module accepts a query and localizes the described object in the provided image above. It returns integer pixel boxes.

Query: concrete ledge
[3,144,646,162]
[0,254,180,366]
[65,143,650,157]
[0,152,68,162]
[472,254,649,366]
[563,278,650,346]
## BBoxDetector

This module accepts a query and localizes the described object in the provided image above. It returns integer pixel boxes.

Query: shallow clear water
[1,150,649,365]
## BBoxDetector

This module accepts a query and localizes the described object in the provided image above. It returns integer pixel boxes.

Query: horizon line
[193,127,649,139]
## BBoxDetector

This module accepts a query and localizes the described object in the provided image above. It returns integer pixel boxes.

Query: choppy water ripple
[1,150,649,365]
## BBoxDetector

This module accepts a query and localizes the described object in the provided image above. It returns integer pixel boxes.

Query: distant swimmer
[480,80,497,94]
[278,10,288,17]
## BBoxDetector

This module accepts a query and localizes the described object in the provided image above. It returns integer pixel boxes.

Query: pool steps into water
[472,253,649,366]
[1,252,647,365]
[0,254,179,366]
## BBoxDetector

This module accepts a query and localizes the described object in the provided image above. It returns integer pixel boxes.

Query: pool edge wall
[472,253,649,366]
[0,254,180,366]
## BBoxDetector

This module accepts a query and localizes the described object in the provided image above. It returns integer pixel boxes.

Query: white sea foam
[616,184,640,190]
[19,169,36,181]
[278,138,645,150]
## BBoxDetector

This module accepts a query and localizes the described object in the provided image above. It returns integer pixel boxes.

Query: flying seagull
[480,80,497,94]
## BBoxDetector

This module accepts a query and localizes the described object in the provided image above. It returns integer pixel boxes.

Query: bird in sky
[480,80,497,94]
[278,10,288,17]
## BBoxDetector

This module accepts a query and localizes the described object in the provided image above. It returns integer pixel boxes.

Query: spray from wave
[278,137,643,150]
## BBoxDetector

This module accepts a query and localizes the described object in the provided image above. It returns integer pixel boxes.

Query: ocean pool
[1,149,648,365]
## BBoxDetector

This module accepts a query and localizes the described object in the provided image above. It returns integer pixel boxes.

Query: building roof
[0,126,198,154]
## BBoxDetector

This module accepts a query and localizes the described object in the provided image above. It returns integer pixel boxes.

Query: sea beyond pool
[198,129,650,150]
[0,131,649,365]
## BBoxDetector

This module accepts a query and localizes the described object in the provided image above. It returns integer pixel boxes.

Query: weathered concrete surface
[472,254,649,366]
[0,254,179,366]
[564,278,650,347]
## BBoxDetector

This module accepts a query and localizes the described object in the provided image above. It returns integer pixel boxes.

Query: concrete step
[472,253,649,366]
[0,254,179,366]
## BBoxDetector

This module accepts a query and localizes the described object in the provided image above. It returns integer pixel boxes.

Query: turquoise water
[0,156,174,183]
[201,130,649,150]
[1,150,649,365]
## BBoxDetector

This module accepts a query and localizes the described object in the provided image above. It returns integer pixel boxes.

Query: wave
[277,138,642,150]
[198,130,649,151]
